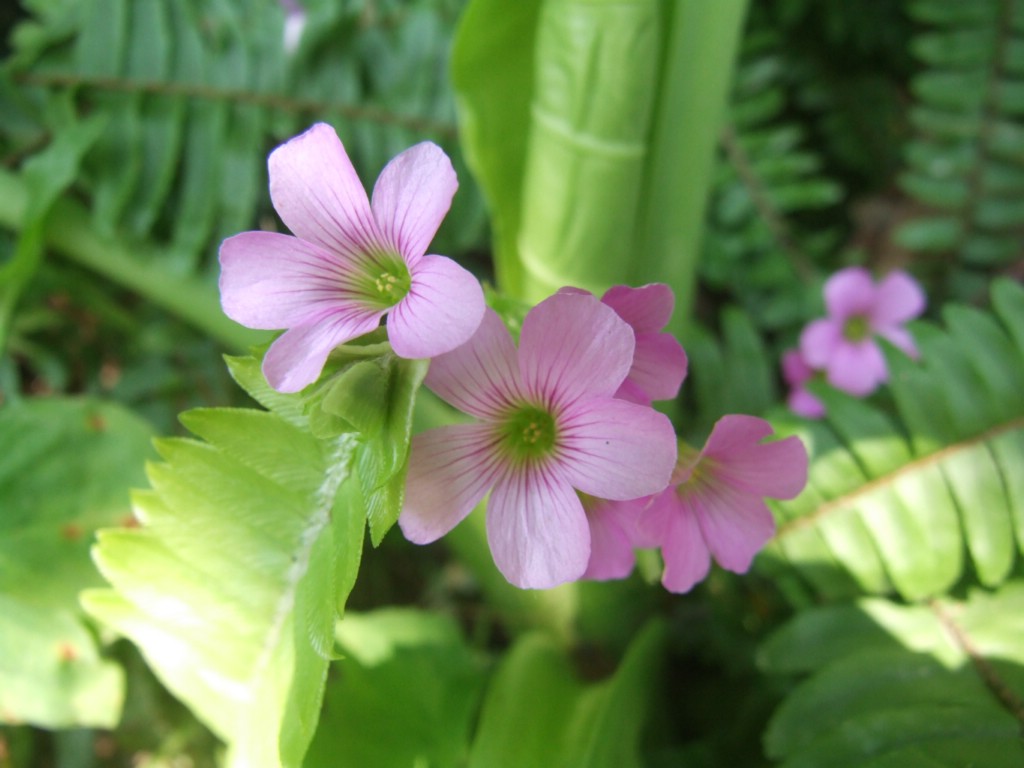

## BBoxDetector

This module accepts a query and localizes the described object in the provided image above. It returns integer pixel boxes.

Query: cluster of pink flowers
[219,124,808,592]
[783,267,926,418]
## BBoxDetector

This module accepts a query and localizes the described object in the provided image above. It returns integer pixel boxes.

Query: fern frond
[896,0,1024,300]
[765,278,1024,602]
[760,581,1024,767]
[701,28,843,330]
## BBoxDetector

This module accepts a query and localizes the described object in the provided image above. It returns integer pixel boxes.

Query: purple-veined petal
[519,292,634,406]
[262,309,382,392]
[423,308,522,419]
[583,499,639,581]
[601,283,675,332]
[656,494,712,594]
[371,142,458,264]
[268,123,383,259]
[689,479,776,573]
[398,424,504,544]
[823,267,875,320]
[387,254,486,359]
[219,231,353,330]
[486,466,589,589]
[701,415,808,500]
[613,379,651,405]
[799,318,843,369]
[871,271,925,326]
[625,332,688,402]
[558,398,676,500]
[876,325,919,358]
[826,339,887,396]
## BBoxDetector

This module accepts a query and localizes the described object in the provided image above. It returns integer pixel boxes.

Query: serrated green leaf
[83,406,364,768]
[0,398,154,728]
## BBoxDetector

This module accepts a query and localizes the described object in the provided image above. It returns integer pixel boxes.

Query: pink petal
[486,467,590,589]
[423,308,522,420]
[870,271,925,326]
[799,318,843,369]
[371,142,458,264]
[558,398,677,500]
[219,231,351,330]
[823,267,875,320]
[518,292,634,405]
[262,310,382,392]
[398,424,504,544]
[600,283,675,332]
[387,254,486,359]
[656,494,712,594]
[268,123,383,259]
[781,348,813,388]
[876,325,919,359]
[702,415,809,500]
[788,388,826,419]
[826,339,887,396]
[689,480,775,573]
[583,499,639,581]
[625,332,688,402]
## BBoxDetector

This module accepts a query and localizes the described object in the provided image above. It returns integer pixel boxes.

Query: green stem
[0,169,267,351]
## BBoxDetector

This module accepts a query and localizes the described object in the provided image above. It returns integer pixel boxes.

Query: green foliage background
[1,0,1022,766]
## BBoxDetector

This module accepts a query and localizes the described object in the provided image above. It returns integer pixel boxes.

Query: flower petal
[690,480,775,573]
[788,388,826,419]
[423,308,522,419]
[262,310,382,392]
[826,339,887,396]
[559,398,676,500]
[600,283,675,332]
[398,424,503,544]
[583,499,640,581]
[823,267,875,319]
[519,292,634,405]
[871,271,925,326]
[799,318,843,369]
[219,231,350,330]
[702,415,809,500]
[371,142,458,263]
[268,123,382,258]
[623,332,688,403]
[656,494,712,594]
[781,348,813,387]
[387,254,486,359]
[486,467,590,589]
[877,325,919,358]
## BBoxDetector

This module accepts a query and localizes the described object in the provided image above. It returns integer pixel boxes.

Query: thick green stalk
[632,0,749,335]
[0,168,266,351]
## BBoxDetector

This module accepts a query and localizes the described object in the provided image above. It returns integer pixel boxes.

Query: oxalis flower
[219,123,485,393]
[584,415,807,593]
[398,291,678,590]
[781,348,826,419]
[559,283,688,405]
[799,267,925,397]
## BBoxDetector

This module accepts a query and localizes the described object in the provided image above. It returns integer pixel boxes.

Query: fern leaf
[766,278,1024,601]
[82,404,366,767]
[896,0,1024,300]
[760,582,1024,767]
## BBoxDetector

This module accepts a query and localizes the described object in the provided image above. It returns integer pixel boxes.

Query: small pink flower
[219,123,485,392]
[781,348,826,419]
[634,415,807,594]
[799,267,925,397]
[398,291,678,590]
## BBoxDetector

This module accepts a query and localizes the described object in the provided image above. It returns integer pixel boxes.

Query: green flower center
[360,250,412,309]
[498,405,558,465]
[843,315,870,342]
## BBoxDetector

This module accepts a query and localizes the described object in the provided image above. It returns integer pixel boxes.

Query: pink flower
[219,123,485,392]
[398,291,678,589]
[560,284,688,405]
[799,267,925,397]
[781,348,826,419]
[628,415,807,594]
